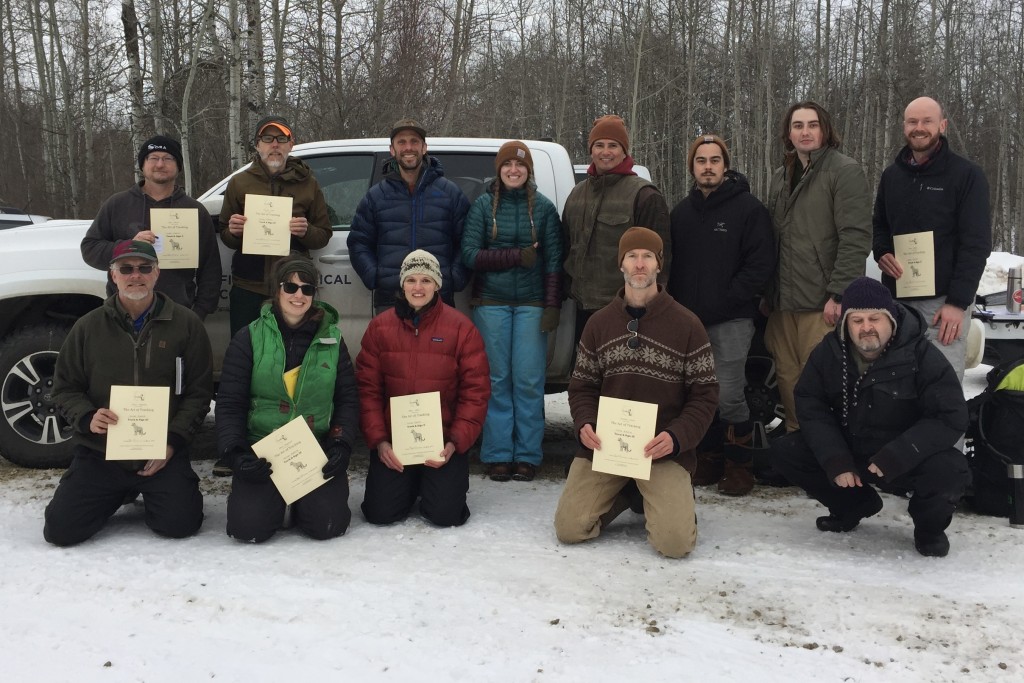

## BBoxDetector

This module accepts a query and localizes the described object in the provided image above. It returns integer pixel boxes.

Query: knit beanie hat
[618,227,663,269]
[494,141,533,177]
[273,253,320,288]
[839,277,900,340]
[686,134,731,175]
[137,135,183,170]
[588,115,630,153]
[400,249,442,288]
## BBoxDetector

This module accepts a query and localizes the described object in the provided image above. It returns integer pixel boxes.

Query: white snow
[979,251,1024,297]
[1,367,1022,682]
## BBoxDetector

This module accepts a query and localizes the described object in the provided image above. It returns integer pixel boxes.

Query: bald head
[903,97,947,161]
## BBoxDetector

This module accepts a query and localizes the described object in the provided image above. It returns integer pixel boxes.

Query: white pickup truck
[0,138,584,468]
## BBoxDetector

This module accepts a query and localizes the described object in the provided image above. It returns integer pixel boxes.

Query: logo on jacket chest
[713,221,728,233]
[431,337,444,343]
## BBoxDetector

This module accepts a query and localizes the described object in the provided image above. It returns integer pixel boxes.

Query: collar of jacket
[246,154,309,183]
[105,291,170,330]
[587,154,639,178]
[895,135,949,173]
[612,284,672,317]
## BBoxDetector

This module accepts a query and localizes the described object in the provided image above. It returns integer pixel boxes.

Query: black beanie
[138,135,183,171]
[839,277,900,340]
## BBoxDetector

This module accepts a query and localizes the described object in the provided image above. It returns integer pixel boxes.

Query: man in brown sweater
[554,228,719,558]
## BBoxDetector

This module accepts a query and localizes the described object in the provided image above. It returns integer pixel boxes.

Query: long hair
[489,176,537,244]
[780,101,842,172]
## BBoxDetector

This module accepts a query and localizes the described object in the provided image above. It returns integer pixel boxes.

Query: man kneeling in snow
[553,228,718,558]
[772,277,970,557]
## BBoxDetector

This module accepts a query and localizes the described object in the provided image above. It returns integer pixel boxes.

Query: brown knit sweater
[569,286,718,472]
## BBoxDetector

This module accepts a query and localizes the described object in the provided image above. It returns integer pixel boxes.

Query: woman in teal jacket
[460,141,563,481]
[217,255,359,542]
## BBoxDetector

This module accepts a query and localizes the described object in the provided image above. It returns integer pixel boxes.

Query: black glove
[232,446,272,482]
[321,439,352,479]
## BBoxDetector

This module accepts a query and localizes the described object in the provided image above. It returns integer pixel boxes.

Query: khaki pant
[553,457,697,558]
[764,310,833,432]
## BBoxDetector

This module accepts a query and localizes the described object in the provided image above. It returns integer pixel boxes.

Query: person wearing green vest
[216,255,359,543]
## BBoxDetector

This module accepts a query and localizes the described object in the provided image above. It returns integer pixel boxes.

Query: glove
[321,439,353,479]
[232,447,272,482]
[540,307,560,333]
[520,245,537,269]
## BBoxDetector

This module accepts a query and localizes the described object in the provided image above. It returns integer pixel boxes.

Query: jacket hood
[246,154,313,183]
[689,169,751,208]
[832,300,926,357]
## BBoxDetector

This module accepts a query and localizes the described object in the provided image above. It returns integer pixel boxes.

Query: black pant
[772,431,970,533]
[43,445,203,546]
[361,450,470,527]
[226,473,351,543]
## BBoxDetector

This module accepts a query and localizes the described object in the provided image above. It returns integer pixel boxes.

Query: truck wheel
[0,325,75,468]
[745,354,786,443]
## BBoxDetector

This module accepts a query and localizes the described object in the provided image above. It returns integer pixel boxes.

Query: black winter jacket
[872,137,991,310]
[666,171,775,326]
[794,304,967,482]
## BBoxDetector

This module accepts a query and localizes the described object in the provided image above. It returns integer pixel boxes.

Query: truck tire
[0,324,75,468]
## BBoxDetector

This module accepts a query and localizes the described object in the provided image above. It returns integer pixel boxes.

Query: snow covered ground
[2,366,1022,682]
[2,255,1022,682]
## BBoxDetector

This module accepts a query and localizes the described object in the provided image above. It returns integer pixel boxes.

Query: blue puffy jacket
[347,156,471,307]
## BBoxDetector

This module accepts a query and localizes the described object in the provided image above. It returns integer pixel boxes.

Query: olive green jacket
[766,146,872,312]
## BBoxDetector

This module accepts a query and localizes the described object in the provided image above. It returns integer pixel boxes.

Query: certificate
[106,385,169,461]
[593,396,658,480]
[242,194,292,256]
[390,391,444,466]
[894,231,935,298]
[150,208,199,269]
[251,416,328,505]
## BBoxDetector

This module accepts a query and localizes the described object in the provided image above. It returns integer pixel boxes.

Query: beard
[121,289,150,301]
[623,271,656,290]
[853,333,883,357]
[907,132,940,154]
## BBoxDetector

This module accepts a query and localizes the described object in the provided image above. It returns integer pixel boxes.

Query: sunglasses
[626,318,640,350]
[259,134,291,144]
[280,281,316,296]
[115,264,155,275]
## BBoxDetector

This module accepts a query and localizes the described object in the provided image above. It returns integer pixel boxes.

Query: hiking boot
[718,459,755,496]
[691,451,724,486]
[512,462,537,482]
[914,530,950,557]
[816,493,884,532]
[212,456,233,477]
[486,462,512,482]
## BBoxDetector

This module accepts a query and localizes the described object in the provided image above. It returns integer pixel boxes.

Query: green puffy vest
[246,302,342,442]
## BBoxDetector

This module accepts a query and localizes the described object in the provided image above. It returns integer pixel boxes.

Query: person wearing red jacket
[356,250,490,527]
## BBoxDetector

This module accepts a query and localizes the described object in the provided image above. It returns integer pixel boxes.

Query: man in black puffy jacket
[772,277,970,557]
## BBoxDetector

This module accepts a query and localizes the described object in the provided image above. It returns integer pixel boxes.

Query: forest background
[1,0,1021,254]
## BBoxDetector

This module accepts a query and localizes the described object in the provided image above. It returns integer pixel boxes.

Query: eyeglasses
[259,134,291,144]
[114,264,155,275]
[626,318,640,349]
[145,155,176,165]
[280,281,316,296]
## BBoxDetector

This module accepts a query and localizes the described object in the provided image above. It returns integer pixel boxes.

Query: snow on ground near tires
[2,255,1022,681]
[1,367,1021,682]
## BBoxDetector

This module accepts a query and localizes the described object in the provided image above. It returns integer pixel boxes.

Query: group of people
[44,95,989,561]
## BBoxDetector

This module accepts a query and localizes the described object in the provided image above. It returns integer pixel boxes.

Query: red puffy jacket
[356,299,490,454]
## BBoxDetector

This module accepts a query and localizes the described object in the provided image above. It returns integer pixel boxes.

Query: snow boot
[718,423,755,496]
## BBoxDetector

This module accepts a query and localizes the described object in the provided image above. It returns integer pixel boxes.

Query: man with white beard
[771,277,970,558]
[219,116,332,336]
[44,240,213,546]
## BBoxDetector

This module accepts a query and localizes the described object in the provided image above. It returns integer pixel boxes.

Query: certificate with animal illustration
[894,231,935,298]
[150,208,199,269]
[593,396,658,481]
[390,391,444,466]
[242,194,292,256]
[252,415,328,505]
[105,385,169,461]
